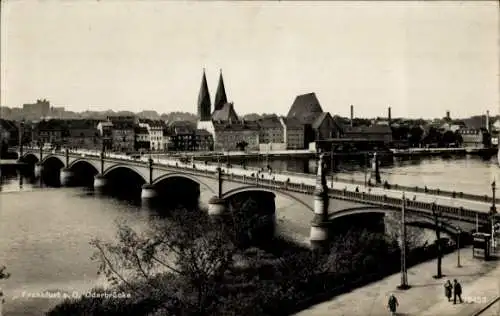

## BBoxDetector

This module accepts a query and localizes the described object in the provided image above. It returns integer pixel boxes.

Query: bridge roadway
[22,148,496,216]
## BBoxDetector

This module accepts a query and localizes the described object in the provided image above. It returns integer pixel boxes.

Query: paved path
[294,247,499,316]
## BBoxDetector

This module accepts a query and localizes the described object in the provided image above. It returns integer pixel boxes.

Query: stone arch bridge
[19,149,492,247]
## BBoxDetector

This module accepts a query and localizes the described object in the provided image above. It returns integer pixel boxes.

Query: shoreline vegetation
[46,201,462,316]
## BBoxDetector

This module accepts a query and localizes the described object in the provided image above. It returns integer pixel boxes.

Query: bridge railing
[221,172,490,225]
[25,149,499,211]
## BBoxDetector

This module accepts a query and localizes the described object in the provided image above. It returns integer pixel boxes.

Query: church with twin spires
[196,69,260,151]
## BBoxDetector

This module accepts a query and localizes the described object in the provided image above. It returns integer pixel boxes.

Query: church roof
[213,71,228,111]
[197,70,211,121]
[287,92,324,124]
[212,102,239,122]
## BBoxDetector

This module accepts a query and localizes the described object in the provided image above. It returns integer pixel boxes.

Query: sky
[1,1,498,119]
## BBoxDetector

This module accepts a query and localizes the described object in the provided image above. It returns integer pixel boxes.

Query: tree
[236,141,248,152]
[408,126,424,147]
[384,212,426,252]
[442,130,457,147]
[88,210,238,315]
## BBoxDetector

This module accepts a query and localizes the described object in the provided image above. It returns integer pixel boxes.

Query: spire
[213,69,227,111]
[197,69,211,121]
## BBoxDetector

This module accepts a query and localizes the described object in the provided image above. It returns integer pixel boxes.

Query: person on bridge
[444,280,453,302]
[453,279,463,304]
[387,293,399,315]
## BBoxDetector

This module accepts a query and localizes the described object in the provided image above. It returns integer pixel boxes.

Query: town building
[212,120,260,151]
[458,128,491,148]
[163,129,174,151]
[134,126,150,151]
[169,121,196,151]
[32,119,66,147]
[110,121,135,152]
[65,119,101,150]
[97,121,114,151]
[194,129,214,151]
[286,93,341,148]
[257,115,284,144]
[343,125,393,144]
[147,120,167,151]
[279,116,305,150]
[23,99,50,119]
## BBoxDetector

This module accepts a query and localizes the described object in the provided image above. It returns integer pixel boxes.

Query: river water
[0,155,498,315]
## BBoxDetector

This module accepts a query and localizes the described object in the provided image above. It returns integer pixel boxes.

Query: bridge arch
[102,164,147,183]
[329,206,459,235]
[41,155,64,167]
[152,172,216,195]
[21,153,39,164]
[221,186,314,212]
[68,159,99,174]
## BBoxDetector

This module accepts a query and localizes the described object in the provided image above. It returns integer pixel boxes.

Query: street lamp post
[398,192,410,290]
[491,180,497,250]
[330,150,334,188]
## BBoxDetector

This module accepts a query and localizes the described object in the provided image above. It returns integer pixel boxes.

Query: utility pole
[364,152,368,187]
[398,192,410,290]
[330,149,334,188]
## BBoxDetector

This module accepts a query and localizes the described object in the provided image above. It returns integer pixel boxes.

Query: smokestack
[388,106,392,124]
[350,105,354,127]
[446,111,450,120]
[486,110,490,132]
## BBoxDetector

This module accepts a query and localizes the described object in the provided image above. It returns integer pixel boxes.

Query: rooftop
[286,92,324,124]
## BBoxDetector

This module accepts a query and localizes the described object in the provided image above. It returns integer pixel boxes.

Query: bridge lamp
[455,226,462,268]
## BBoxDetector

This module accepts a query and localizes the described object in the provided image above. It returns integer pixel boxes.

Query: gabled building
[32,119,67,147]
[311,112,343,140]
[286,92,340,148]
[257,115,284,144]
[279,116,305,150]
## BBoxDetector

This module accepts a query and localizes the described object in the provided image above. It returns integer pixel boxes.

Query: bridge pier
[93,174,107,194]
[141,184,157,208]
[34,163,43,178]
[310,192,329,249]
[309,153,330,250]
[208,196,227,216]
[59,168,73,187]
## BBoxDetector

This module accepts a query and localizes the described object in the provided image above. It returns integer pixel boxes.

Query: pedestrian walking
[444,280,453,302]
[387,293,399,315]
[453,279,463,304]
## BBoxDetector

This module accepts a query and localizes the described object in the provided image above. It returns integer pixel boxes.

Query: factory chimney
[350,105,354,127]
[388,106,392,125]
[486,110,490,132]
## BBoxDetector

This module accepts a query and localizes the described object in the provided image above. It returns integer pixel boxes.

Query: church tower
[197,69,212,121]
[213,70,228,112]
